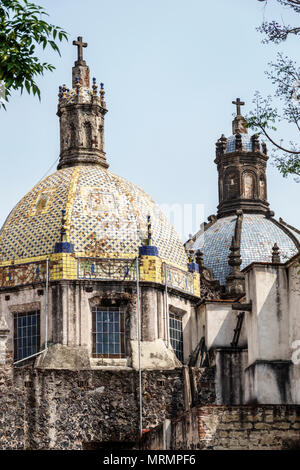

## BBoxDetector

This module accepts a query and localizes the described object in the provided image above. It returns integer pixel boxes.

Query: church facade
[0,39,299,450]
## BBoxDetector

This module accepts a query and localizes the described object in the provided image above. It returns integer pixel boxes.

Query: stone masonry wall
[0,352,25,449]
[142,404,300,450]
[0,365,187,450]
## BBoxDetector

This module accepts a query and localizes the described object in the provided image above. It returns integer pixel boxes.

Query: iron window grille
[13,310,40,362]
[169,312,183,362]
[92,306,125,358]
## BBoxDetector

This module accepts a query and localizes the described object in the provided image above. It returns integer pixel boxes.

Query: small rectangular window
[92,306,125,358]
[14,310,40,362]
[169,312,183,362]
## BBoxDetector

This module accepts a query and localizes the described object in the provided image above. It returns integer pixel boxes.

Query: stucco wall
[244,261,300,404]
[0,280,200,370]
[245,265,289,365]
[199,302,247,351]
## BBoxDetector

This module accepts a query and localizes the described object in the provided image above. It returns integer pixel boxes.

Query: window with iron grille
[169,312,183,362]
[92,306,125,358]
[14,311,40,362]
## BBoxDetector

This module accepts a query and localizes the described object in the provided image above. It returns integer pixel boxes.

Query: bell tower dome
[215,98,269,218]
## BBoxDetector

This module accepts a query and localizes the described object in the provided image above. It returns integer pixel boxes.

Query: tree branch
[258,124,300,154]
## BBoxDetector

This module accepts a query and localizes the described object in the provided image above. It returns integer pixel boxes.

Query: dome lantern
[214,98,269,218]
[57,36,108,170]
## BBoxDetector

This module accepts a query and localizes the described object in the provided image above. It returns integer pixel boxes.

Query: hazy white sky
[1,0,299,239]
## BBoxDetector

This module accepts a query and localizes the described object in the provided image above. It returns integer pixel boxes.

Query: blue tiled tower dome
[190,99,300,285]
[193,213,300,285]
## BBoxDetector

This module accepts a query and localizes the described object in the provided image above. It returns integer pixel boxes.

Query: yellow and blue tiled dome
[0,166,188,268]
[192,214,300,285]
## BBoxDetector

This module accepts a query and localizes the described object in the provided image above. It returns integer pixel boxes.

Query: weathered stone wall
[0,352,25,449]
[190,367,216,405]
[0,365,188,450]
[142,404,300,450]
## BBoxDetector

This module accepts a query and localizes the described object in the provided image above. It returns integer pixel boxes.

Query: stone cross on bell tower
[232,97,248,135]
[73,36,87,65]
[232,98,245,116]
[71,36,90,88]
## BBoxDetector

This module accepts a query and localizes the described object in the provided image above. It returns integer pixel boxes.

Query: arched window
[224,170,239,200]
[243,172,255,199]
[98,125,104,149]
[84,121,92,148]
[70,123,76,148]
[259,175,266,200]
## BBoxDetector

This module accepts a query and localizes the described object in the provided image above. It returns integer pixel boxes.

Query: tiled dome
[0,166,188,268]
[192,214,299,285]
[226,134,253,153]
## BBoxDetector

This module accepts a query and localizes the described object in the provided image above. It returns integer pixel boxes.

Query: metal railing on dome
[77,257,137,281]
[164,263,194,295]
[0,260,47,287]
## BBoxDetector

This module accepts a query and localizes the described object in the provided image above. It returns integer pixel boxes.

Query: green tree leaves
[0,0,68,108]
[248,1,300,180]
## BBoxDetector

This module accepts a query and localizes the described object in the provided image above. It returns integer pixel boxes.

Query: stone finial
[147,215,152,246]
[100,82,106,108]
[54,210,74,253]
[261,141,267,155]
[188,249,195,263]
[216,134,227,156]
[228,237,242,270]
[207,214,217,224]
[225,236,245,297]
[139,215,159,256]
[92,77,98,96]
[188,249,199,273]
[235,133,243,151]
[251,134,260,152]
[272,243,281,263]
[195,249,204,269]
[60,209,67,242]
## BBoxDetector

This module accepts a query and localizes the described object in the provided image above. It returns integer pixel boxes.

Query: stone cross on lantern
[232,98,245,116]
[73,36,87,64]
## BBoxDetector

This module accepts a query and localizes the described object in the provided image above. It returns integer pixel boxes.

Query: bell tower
[215,99,269,218]
[57,36,108,170]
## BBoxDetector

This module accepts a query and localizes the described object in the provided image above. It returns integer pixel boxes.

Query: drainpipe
[45,258,49,349]
[13,258,50,366]
[164,263,170,348]
[136,257,143,438]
